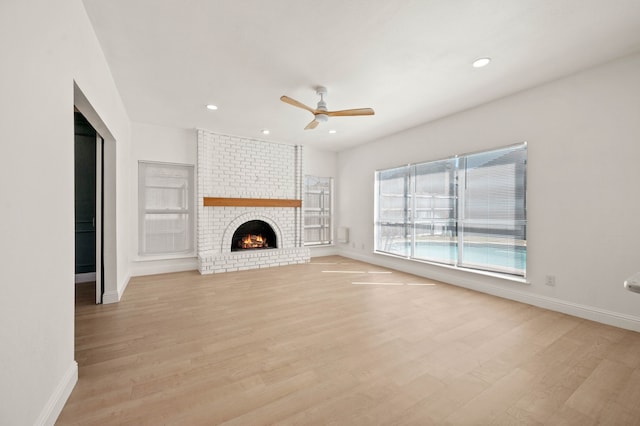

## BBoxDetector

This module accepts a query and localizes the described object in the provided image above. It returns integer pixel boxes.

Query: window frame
[374,143,527,279]
[138,161,195,257]
[303,175,334,246]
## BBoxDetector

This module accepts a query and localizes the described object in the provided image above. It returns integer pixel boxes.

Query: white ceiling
[83,0,640,151]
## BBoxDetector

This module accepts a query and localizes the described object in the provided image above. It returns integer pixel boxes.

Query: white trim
[133,251,196,262]
[375,250,529,284]
[74,82,117,307]
[74,272,96,283]
[303,175,334,247]
[103,272,131,304]
[138,161,195,257]
[341,250,640,332]
[130,257,198,277]
[35,361,77,426]
[95,134,103,304]
[102,290,119,304]
[309,245,339,257]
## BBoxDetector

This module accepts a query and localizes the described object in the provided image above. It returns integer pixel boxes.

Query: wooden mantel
[203,197,301,208]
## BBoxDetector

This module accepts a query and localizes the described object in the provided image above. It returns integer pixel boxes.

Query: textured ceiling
[83,0,640,151]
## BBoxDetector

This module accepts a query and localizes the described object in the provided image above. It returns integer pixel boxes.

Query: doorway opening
[74,110,104,305]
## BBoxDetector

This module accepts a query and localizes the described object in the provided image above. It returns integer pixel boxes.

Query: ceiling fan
[280,86,374,130]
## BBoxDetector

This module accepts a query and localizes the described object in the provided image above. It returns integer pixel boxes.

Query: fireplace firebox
[231,220,277,251]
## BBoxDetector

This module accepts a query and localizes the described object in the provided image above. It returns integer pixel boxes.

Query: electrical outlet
[545,275,556,286]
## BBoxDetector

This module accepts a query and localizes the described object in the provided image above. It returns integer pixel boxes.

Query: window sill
[374,250,529,284]
[134,252,197,262]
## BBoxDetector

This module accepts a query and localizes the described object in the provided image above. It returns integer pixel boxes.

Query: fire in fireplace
[241,234,266,249]
[231,220,277,251]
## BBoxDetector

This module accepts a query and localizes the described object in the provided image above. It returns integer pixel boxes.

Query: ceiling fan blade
[304,119,320,130]
[280,96,317,114]
[325,108,375,117]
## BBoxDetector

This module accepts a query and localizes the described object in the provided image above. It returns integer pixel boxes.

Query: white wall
[0,0,131,424]
[337,52,640,331]
[128,127,339,273]
[304,145,338,178]
[130,122,197,276]
[303,146,339,257]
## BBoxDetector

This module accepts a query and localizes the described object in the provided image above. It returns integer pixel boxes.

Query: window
[375,143,527,277]
[138,161,194,256]
[303,176,333,245]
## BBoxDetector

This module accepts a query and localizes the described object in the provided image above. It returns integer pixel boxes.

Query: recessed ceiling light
[261,129,270,135]
[206,104,218,110]
[472,57,491,68]
[328,130,337,134]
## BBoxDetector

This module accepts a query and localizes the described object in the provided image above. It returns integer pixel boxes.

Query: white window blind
[303,176,333,245]
[413,158,458,264]
[375,143,527,277]
[376,166,410,257]
[138,162,194,256]
[459,147,527,275]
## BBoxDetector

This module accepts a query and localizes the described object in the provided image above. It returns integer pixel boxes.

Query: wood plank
[57,256,640,425]
[203,197,301,207]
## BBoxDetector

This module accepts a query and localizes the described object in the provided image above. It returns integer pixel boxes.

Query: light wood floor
[58,256,640,425]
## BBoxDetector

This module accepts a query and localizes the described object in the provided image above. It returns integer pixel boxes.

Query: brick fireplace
[197,130,310,274]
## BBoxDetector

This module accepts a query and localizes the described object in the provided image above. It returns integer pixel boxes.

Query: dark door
[74,112,96,275]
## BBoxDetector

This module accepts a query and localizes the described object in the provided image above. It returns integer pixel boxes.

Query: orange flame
[241,234,267,249]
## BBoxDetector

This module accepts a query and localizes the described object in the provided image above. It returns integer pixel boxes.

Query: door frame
[74,82,118,304]
[95,134,104,304]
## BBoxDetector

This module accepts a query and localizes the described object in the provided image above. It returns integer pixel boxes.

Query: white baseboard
[74,272,96,283]
[35,361,77,426]
[118,271,131,301]
[102,289,119,304]
[130,257,198,277]
[340,250,640,333]
[309,245,339,257]
[102,271,131,304]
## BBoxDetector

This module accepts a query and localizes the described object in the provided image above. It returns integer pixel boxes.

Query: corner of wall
[35,361,77,426]
[102,271,131,304]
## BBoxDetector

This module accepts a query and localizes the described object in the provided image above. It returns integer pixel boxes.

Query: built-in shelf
[203,197,301,208]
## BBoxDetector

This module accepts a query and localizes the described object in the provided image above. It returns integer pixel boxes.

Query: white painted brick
[196,129,307,274]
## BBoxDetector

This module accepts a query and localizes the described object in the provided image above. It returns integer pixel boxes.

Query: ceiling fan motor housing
[316,86,328,112]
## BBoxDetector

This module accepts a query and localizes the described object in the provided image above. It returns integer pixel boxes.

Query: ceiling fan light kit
[280,86,374,130]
